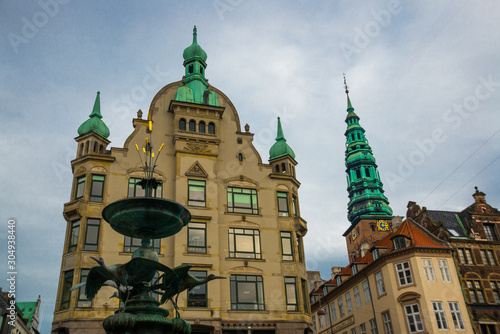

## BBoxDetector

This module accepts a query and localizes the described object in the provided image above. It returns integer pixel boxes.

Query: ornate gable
[185,161,208,178]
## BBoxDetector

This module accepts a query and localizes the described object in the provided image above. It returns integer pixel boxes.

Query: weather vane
[134,120,165,196]
[343,73,349,94]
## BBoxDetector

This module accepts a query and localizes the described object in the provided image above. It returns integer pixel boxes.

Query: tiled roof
[427,210,467,237]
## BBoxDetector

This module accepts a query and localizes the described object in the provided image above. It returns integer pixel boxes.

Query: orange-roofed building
[310,218,471,334]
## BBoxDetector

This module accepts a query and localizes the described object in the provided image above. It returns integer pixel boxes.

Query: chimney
[392,216,403,232]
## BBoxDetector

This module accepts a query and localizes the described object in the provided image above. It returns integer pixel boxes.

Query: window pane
[84,219,100,251]
[187,271,207,307]
[60,271,74,310]
[68,220,80,253]
[75,177,85,199]
[77,269,92,308]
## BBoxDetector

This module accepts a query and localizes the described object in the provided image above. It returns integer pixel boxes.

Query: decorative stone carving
[185,161,208,178]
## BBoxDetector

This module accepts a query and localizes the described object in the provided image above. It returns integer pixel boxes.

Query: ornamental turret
[269,117,297,179]
[342,78,393,261]
[76,91,110,157]
[175,26,219,106]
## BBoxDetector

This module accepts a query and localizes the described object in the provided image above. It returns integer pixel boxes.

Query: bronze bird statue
[157,264,225,318]
[80,256,178,303]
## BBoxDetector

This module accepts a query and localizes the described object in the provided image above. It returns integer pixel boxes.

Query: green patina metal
[175,26,219,106]
[344,92,392,224]
[77,91,110,139]
[269,117,295,160]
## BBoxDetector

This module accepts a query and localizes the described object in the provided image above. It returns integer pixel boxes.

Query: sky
[1,1,500,332]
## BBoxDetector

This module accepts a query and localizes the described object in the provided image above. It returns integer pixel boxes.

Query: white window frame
[382,311,393,334]
[363,280,371,302]
[432,301,449,330]
[422,259,436,282]
[354,286,362,308]
[448,302,465,330]
[359,323,367,334]
[346,292,353,313]
[437,259,451,282]
[404,303,424,333]
[375,271,385,295]
[370,318,378,334]
[396,261,413,286]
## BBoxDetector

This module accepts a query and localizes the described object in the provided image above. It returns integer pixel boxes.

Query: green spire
[269,117,295,160]
[175,26,218,106]
[77,91,110,139]
[343,88,392,224]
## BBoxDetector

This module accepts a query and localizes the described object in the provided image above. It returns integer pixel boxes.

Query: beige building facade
[310,219,473,334]
[52,28,311,334]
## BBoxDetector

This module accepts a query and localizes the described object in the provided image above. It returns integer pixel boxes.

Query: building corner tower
[342,80,393,262]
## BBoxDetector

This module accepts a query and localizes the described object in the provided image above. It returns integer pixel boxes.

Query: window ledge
[188,205,210,210]
[183,252,210,257]
[225,257,266,262]
[227,310,269,314]
[377,292,387,299]
[119,252,165,257]
[397,282,417,290]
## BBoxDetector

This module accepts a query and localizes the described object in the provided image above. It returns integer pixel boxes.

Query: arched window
[281,163,286,173]
[189,120,196,132]
[85,141,89,154]
[93,142,98,153]
[99,145,104,154]
[238,153,243,162]
[179,118,186,131]
[199,121,206,133]
[208,122,215,134]
[275,165,280,173]
[188,65,194,74]
[79,143,84,156]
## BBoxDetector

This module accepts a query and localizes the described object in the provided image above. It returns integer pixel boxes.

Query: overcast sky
[1,1,500,332]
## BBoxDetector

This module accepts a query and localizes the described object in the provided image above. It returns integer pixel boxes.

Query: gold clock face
[377,220,389,231]
[352,229,357,240]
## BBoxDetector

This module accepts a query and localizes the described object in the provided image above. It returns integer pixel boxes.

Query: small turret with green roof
[269,117,295,160]
[77,91,110,139]
[175,26,219,106]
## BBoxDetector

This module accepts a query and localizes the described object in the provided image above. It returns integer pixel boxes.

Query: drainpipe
[362,270,379,333]
[451,248,476,332]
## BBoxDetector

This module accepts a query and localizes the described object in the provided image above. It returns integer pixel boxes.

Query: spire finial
[343,74,353,111]
[89,91,102,118]
[343,73,349,94]
[193,25,197,44]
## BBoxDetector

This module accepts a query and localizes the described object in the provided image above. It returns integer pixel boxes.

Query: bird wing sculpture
[86,265,117,299]
[125,257,178,285]
[159,264,193,305]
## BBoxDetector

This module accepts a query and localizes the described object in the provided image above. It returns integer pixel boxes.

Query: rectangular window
[359,323,366,334]
[467,280,485,303]
[491,281,500,304]
[396,261,413,286]
[352,264,358,275]
[75,176,85,200]
[84,218,100,251]
[382,311,393,334]
[448,302,465,330]
[351,328,358,334]
[312,315,317,332]
[483,224,498,241]
[292,195,298,217]
[372,248,380,260]
[363,280,371,302]
[319,312,324,328]
[458,248,474,264]
[228,228,261,259]
[324,302,331,326]
[77,269,91,308]
[331,302,337,322]
[230,275,264,310]
[187,271,207,307]
[301,279,309,313]
[277,192,289,216]
[437,259,451,282]
[375,272,386,294]
[68,220,80,253]
[227,187,258,214]
[405,303,424,333]
[280,231,294,261]
[89,175,105,202]
[432,301,448,330]
[422,259,436,281]
[297,235,304,263]
[187,222,207,253]
[128,177,162,198]
[188,180,206,206]
[60,270,74,310]
[346,292,353,313]
[480,249,497,265]
[285,277,298,311]
[123,236,161,254]
[370,318,378,334]
[338,297,345,317]
[354,286,362,308]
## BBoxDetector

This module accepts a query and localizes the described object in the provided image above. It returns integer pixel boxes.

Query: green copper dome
[183,26,207,63]
[269,117,295,160]
[77,91,110,139]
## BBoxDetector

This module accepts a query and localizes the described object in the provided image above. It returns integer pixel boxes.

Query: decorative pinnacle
[193,25,197,44]
[343,74,354,111]
[343,73,349,94]
[134,120,165,196]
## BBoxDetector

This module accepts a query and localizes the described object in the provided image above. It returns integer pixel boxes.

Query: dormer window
[352,265,358,275]
[336,276,342,286]
[323,286,328,296]
[393,236,407,250]
[372,248,380,260]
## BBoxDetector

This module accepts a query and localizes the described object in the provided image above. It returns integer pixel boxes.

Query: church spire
[342,77,392,225]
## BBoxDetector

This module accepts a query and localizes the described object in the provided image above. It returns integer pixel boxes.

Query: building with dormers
[52,27,311,334]
[408,188,500,334]
[310,218,471,334]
